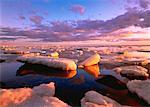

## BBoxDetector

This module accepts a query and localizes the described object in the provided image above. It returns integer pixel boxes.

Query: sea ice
[17,56,77,71]
[0,82,70,107]
[124,51,150,59]
[48,52,59,57]
[79,53,100,67]
[127,79,150,105]
[81,91,123,107]
[113,65,149,77]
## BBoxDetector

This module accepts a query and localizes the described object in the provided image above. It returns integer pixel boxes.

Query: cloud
[19,15,25,20]
[50,21,73,32]
[125,0,150,10]
[29,15,44,25]
[102,10,150,31]
[138,0,150,9]
[0,37,17,41]
[75,20,104,30]
[70,4,85,15]
[1,10,150,42]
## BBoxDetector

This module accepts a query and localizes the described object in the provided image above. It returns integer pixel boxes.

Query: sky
[0,0,150,44]
[0,0,127,27]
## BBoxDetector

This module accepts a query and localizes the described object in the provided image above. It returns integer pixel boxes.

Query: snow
[113,66,149,77]
[127,79,150,105]
[0,82,70,107]
[17,56,77,71]
[79,53,100,67]
[81,91,122,107]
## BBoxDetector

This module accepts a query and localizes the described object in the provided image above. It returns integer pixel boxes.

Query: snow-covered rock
[113,66,149,77]
[17,56,77,71]
[79,53,100,67]
[81,91,122,107]
[127,79,150,105]
[0,82,70,107]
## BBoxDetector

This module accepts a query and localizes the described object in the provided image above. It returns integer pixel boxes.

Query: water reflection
[16,63,76,78]
[69,75,85,85]
[96,75,127,90]
[84,64,100,78]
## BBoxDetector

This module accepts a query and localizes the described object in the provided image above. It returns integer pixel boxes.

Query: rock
[127,79,150,105]
[113,66,149,79]
[79,53,100,67]
[81,91,123,107]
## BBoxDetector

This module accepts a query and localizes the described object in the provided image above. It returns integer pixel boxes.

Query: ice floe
[48,52,59,57]
[0,82,70,107]
[79,53,100,67]
[16,63,77,78]
[81,91,123,107]
[113,65,149,78]
[124,51,150,59]
[127,79,150,105]
[84,64,100,78]
[17,56,77,71]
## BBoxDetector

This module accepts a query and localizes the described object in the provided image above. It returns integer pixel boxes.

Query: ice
[84,64,100,78]
[81,91,123,107]
[0,82,70,107]
[113,65,149,77]
[32,82,55,96]
[17,56,77,71]
[124,51,150,59]
[79,53,100,67]
[127,79,150,105]
[48,52,59,57]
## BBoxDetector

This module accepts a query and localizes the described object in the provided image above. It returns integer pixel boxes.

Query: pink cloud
[70,4,85,15]
[29,15,44,25]
[125,0,150,10]
[19,15,25,20]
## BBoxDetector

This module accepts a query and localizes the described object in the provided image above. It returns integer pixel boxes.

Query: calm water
[0,61,149,106]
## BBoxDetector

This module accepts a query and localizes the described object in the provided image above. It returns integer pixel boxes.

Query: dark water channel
[0,61,149,106]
